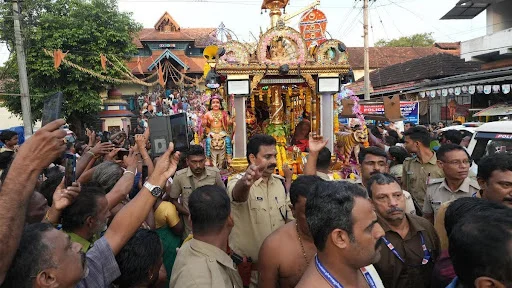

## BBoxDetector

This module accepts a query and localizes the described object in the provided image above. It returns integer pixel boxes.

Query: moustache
[503,197,512,202]
[386,206,404,214]
[267,164,277,170]
[375,237,383,250]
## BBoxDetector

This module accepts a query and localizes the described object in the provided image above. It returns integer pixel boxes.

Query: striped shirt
[77,236,120,288]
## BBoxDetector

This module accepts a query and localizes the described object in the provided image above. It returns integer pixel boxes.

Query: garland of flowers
[43,49,160,86]
[251,94,256,114]
[337,87,370,147]
[333,94,339,133]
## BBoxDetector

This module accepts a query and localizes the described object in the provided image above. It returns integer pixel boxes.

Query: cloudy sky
[0,0,487,66]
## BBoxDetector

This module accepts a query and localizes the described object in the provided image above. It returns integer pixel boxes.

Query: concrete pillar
[320,92,334,153]
[233,96,247,158]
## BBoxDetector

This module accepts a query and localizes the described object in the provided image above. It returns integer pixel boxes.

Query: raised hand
[241,163,267,187]
[148,142,180,187]
[52,181,81,211]
[105,148,121,162]
[283,162,293,180]
[91,141,114,156]
[17,119,67,171]
[308,134,328,153]
[135,134,147,149]
[123,149,138,170]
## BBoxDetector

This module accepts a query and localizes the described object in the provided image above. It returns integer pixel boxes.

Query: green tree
[374,33,436,47]
[0,0,142,131]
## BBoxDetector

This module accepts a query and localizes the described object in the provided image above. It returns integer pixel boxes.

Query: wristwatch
[143,181,163,198]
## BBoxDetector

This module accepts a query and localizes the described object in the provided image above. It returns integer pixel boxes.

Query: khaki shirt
[402,154,444,207]
[354,178,417,216]
[170,239,243,288]
[374,214,440,288]
[423,177,480,217]
[170,166,225,235]
[227,174,293,262]
[434,190,481,251]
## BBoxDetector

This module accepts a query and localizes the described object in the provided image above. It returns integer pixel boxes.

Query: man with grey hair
[93,161,124,193]
[367,173,440,288]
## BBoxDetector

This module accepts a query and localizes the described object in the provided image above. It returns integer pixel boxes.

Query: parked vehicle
[467,121,512,175]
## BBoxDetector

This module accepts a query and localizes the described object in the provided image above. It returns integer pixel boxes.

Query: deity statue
[270,38,287,61]
[203,95,233,168]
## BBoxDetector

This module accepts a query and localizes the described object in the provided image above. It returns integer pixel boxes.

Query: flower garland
[333,94,339,133]
[337,87,370,147]
[251,95,256,114]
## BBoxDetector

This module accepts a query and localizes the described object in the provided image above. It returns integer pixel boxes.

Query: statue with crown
[202,93,233,168]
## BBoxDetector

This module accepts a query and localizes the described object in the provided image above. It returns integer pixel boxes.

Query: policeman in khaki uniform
[422,143,479,224]
[402,127,445,207]
[228,135,292,288]
[424,177,480,218]
[169,145,225,238]
[170,186,243,288]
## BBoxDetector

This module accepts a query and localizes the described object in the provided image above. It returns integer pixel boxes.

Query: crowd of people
[0,117,511,288]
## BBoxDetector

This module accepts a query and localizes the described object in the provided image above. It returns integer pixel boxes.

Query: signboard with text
[339,101,419,125]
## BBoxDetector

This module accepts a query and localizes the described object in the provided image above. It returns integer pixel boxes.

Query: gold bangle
[87,151,96,157]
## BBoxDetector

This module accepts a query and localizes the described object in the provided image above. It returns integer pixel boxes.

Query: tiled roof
[347,46,460,69]
[126,49,205,74]
[369,53,481,88]
[133,27,217,49]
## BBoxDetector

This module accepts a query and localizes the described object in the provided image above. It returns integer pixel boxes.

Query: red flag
[158,63,165,88]
[53,49,68,70]
[137,56,144,75]
[100,54,107,71]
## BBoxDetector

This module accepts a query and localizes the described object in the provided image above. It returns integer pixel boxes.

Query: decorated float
[196,0,377,179]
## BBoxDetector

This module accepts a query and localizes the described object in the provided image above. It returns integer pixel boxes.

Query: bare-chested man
[258,175,324,288]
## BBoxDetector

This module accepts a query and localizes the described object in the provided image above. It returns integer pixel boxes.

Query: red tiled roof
[133,27,217,49]
[347,46,460,69]
[126,49,206,74]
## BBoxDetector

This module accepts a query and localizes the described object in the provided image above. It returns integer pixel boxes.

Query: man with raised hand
[3,142,181,287]
[0,119,67,285]
[227,134,293,288]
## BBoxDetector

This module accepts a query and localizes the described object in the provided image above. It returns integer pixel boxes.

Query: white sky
[0,0,487,66]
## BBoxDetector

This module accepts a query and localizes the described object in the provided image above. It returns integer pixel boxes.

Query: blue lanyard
[315,255,378,288]
[381,232,431,266]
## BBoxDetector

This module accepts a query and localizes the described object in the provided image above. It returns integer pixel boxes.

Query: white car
[467,121,512,175]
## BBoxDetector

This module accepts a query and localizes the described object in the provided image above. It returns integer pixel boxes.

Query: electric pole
[12,0,33,136]
[363,0,370,101]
